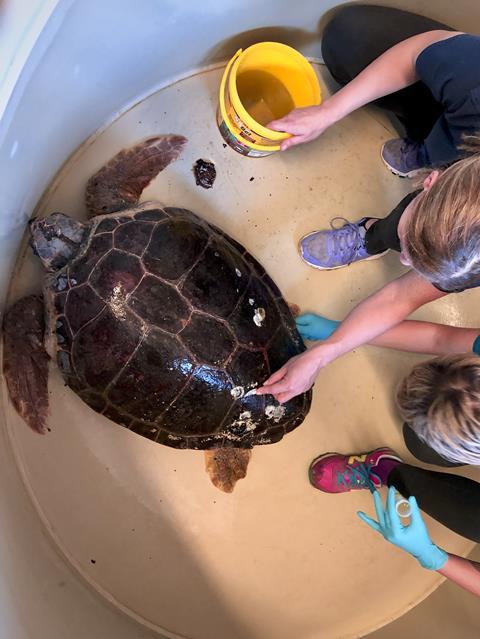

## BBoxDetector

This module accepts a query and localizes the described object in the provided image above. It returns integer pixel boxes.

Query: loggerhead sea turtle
[3,135,311,492]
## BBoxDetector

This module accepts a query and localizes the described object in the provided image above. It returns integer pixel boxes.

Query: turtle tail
[204,448,252,493]
[85,135,187,218]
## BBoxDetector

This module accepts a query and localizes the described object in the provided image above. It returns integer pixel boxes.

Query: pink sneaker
[309,447,402,493]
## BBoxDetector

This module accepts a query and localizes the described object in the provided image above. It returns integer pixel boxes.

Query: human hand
[256,345,334,403]
[357,486,448,570]
[268,102,337,151]
[296,313,340,341]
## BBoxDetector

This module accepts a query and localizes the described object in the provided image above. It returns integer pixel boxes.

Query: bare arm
[320,271,447,359]
[322,30,456,121]
[258,271,446,403]
[439,555,480,598]
[369,320,479,354]
[271,30,460,150]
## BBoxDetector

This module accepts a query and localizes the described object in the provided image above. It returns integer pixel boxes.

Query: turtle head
[29,213,87,272]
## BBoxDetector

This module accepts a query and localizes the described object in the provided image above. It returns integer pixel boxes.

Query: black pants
[321,4,453,141]
[388,423,480,542]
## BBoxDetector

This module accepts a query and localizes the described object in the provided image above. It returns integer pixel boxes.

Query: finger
[256,379,290,397]
[357,512,382,533]
[280,136,305,151]
[386,486,402,534]
[295,315,313,326]
[268,121,291,133]
[259,366,287,388]
[299,331,317,341]
[372,490,386,528]
[276,391,294,404]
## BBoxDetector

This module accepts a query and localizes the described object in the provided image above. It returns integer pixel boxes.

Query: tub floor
[4,65,479,639]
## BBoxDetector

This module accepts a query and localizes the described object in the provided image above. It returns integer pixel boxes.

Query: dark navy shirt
[473,334,480,355]
[416,34,480,165]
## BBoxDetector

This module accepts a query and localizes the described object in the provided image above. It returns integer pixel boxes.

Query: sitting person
[296,313,480,597]
[257,145,480,404]
[271,5,480,176]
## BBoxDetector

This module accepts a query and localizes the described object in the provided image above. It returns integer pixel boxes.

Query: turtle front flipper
[204,448,252,493]
[3,296,50,433]
[85,135,187,217]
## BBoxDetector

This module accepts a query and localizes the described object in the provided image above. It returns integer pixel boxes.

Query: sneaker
[309,447,402,494]
[381,138,428,178]
[299,217,388,270]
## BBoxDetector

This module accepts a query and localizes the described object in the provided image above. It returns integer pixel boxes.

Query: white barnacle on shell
[265,404,286,422]
[253,307,266,327]
[229,410,257,433]
[109,284,127,319]
[248,298,254,306]
[230,386,245,399]
[235,268,242,277]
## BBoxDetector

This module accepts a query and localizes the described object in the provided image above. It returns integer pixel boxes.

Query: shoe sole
[308,447,403,491]
[299,232,389,271]
[380,143,425,179]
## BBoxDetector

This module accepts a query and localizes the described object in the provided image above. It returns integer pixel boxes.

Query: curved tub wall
[0,1,479,638]
[3,0,480,305]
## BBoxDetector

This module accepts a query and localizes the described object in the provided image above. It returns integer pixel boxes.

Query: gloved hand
[295,313,340,341]
[357,486,448,571]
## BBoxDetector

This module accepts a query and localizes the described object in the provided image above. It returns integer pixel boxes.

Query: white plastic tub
[1,2,479,638]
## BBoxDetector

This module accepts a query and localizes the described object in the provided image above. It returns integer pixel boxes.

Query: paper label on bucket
[220,63,279,151]
[217,111,271,157]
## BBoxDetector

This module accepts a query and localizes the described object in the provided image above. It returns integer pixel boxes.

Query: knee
[321,5,367,79]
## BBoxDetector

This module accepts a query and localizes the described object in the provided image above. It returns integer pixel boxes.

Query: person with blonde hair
[293,318,480,597]
[257,151,480,403]
[255,7,480,404]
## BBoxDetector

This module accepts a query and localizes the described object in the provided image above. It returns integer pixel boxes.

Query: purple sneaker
[309,447,402,494]
[299,217,388,270]
[381,138,428,178]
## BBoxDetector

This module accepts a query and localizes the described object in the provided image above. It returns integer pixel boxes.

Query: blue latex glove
[295,313,340,341]
[357,486,448,570]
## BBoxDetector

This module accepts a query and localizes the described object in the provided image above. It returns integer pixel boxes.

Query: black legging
[388,423,480,542]
[364,191,420,255]
[321,6,480,542]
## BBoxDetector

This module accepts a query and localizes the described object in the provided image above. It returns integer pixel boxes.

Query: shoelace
[329,217,365,263]
[336,462,380,493]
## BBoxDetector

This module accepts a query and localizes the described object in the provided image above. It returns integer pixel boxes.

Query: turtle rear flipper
[204,448,252,493]
[85,135,187,217]
[3,296,50,434]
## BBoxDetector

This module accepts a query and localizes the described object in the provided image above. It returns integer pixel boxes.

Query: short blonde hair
[397,354,480,465]
[404,150,480,292]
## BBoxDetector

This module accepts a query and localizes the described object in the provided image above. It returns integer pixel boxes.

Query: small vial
[395,496,412,519]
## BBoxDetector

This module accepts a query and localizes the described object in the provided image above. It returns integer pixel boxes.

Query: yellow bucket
[217,42,321,158]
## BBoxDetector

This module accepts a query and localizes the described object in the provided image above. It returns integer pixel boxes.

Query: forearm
[438,554,480,597]
[369,321,479,355]
[324,30,453,122]
[310,271,446,364]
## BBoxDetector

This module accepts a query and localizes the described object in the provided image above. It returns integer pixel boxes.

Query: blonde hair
[404,144,480,292]
[397,354,480,465]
